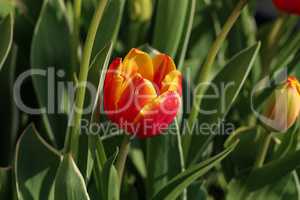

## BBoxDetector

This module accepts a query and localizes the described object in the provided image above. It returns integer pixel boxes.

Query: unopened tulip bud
[129,0,153,22]
[261,76,300,132]
[273,0,300,15]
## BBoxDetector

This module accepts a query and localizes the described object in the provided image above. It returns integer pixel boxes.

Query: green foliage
[54,154,90,200]
[2,0,300,199]
[31,0,72,147]
[0,13,13,70]
[15,125,61,200]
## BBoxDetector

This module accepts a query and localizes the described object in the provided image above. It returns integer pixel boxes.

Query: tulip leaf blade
[152,0,189,58]
[151,141,238,200]
[176,0,196,71]
[244,147,300,191]
[99,149,120,200]
[91,0,125,59]
[77,43,113,183]
[146,135,171,198]
[186,42,261,165]
[227,172,300,200]
[222,126,260,180]
[0,12,13,71]
[54,154,90,200]
[89,134,107,198]
[0,45,18,167]
[30,0,72,147]
[15,124,61,200]
[0,167,11,199]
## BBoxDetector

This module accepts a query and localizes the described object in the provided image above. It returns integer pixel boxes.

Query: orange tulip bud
[103,48,182,138]
[261,76,300,132]
[273,0,300,15]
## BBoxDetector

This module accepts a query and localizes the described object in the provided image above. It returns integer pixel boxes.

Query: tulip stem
[71,0,82,70]
[254,130,272,168]
[64,0,108,157]
[116,135,131,181]
[182,0,248,159]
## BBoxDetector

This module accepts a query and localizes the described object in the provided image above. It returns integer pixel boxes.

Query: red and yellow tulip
[261,76,300,132]
[273,0,300,15]
[103,48,182,138]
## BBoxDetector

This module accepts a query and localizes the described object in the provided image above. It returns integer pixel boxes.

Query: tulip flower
[103,48,182,138]
[273,0,300,15]
[261,76,300,132]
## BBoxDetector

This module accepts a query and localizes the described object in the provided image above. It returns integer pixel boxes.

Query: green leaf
[77,43,112,183]
[88,42,113,114]
[0,167,11,199]
[186,42,261,165]
[0,13,13,70]
[151,141,238,200]
[273,124,299,160]
[91,0,125,59]
[31,0,72,147]
[227,173,300,200]
[77,134,94,183]
[222,127,259,179]
[90,134,107,197]
[152,0,189,58]
[15,124,61,200]
[0,46,18,166]
[176,0,196,70]
[129,146,147,179]
[146,136,170,198]
[272,30,300,74]
[54,154,90,200]
[100,150,120,200]
[146,117,183,198]
[244,147,300,191]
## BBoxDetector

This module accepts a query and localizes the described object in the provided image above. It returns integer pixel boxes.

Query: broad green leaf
[0,46,18,166]
[185,43,261,165]
[130,147,147,179]
[272,31,300,74]
[245,147,300,191]
[77,43,112,186]
[176,0,196,71]
[100,150,120,200]
[31,0,72,147]
[273,124,299,160]
[88,42,113,116]
[227,173,300,200]
[146,136,170,198]
[77,43,113,183]
[77,134,94,183]
[91,0,125,59]
[151,141,238,200]
[0,13,13,70]
[152,0,189,58]
[54,154,90,200]
[222,127,259,179]
[15,124,61,200]
[89,135,107,197]
[0,167,11,199]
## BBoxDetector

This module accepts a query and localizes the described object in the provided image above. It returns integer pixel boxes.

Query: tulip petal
[132,91,181,138]
[124,48,154,81]
[104,58,123,118]
[116,74,157,125]
[273,0,300,15]
[160,70,182,95]
[152,54,176,90]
